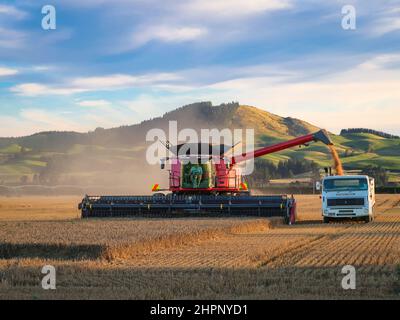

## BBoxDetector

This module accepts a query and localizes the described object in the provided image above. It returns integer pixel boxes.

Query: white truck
[319,175,375,223]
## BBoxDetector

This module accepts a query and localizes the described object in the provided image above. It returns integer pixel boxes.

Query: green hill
[0,102,399,186]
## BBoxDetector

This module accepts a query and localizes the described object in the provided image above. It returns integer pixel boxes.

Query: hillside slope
[0,102,319,149]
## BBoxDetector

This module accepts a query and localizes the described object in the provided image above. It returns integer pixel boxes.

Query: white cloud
[76,99,111,107]
[0,115,43,137]
[11,83,48,96]
[0,27,26,48]
[149,26,206,42]
[370,17,400,36]
[0,106,135,137]
[14,108,86,131]
[0,67,18,76]
[71,72,182,90]
[120,95,179,119]
[140,72,182,82]
[10,72,182,96]
[0,4,26,19]
[72,74,137,89]
[132,25,207,48]
[181,0,292,17]
[365,4,400,37]
[355,54,400,72]
[10,83,84,96]
[31,65,53,72]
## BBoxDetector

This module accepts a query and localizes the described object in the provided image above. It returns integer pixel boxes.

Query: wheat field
[0,194,399,299]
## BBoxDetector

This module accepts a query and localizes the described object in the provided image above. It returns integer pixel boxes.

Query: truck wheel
[364,216,372,223]
[323,217,330,224]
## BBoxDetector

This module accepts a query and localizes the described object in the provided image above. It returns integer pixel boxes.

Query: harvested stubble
[0,194,399,299]
[0,217,274,260]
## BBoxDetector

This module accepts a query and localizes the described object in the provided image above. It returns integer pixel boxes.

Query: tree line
[247,158,320,187]
[341,128,399,139]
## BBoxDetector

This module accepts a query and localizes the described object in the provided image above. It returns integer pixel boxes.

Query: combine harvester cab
[79,129,333,223]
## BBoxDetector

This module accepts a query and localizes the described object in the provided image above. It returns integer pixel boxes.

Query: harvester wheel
[284,215,289,225]
[323,217,330,224]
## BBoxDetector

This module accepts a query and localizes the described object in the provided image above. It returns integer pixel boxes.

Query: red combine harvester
[79,130,333,223]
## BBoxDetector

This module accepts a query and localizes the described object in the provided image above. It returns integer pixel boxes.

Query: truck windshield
[323,178,368,191]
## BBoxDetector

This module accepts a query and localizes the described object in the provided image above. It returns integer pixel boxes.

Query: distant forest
[340,128,399,139]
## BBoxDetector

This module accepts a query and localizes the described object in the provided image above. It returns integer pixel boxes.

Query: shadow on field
[0,242,104,260]
[293,220,322,225]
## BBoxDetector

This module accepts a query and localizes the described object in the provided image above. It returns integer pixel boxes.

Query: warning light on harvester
[151,183,160,192]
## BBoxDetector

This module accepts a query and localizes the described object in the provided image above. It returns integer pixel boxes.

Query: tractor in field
[79,130,333,223]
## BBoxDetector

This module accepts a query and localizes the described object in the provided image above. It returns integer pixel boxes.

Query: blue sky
[0,0,400,136]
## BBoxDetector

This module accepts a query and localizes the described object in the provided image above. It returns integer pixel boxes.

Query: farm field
[0,196,81,221]
[0,194,399,299]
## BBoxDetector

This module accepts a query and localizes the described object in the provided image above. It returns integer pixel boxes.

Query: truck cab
[320,175,375,223]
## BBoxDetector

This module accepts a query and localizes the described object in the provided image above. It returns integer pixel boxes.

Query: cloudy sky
[0,0,400,137]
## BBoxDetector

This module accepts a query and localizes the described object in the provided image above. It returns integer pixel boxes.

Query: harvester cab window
[189,164,203,188]
[181,161,214,189]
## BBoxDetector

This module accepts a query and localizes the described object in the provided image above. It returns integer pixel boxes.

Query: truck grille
[327,198,364,206]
